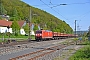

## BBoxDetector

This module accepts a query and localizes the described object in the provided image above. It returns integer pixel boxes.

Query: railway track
[9,45,67,60]
[9,40,75,60]
[0,40,36,47]
[0,40,37,56]
[0,38,79,60]
[0,45,29,56]
[0,39,70,55]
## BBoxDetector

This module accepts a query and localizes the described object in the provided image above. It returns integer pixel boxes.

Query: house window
[22,31,23,33]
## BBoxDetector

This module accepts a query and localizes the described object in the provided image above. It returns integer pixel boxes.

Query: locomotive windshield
[36,31,42,33]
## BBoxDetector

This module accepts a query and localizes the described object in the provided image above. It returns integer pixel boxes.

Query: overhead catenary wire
[29,0,90,7]
[50,0,52,4]
[68,10,90,20]
[77,10,90,27]
[78,10,90,20]
[40,0,70,22]
[49,0,54,5]
[51,2,90,8]
[74,10,90,31]
[69,10,90,26]
[30,4,56,6]
[30,2,90,7]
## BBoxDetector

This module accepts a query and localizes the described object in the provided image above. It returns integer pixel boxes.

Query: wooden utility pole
[28,7,31,41]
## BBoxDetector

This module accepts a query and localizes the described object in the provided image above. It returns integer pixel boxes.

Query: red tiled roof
[18,20,33,28]
[18,20,25,28]
[0,20,12,27]
[0,20,31,28]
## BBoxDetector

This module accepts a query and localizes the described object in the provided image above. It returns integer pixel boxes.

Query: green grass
[0,35,35,42]
[0,40,4,42]
[69,41,90,60]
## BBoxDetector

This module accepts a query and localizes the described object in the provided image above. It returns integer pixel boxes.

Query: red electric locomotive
[35,30,53,41]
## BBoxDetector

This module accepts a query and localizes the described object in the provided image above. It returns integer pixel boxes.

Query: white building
[20,28,26,35]
[0,27,12,33]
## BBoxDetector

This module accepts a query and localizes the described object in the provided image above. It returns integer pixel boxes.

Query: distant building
[18,20,26,35]
[0,14,10,20]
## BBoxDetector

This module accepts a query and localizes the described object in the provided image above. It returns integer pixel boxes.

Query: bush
[69,45,90,60]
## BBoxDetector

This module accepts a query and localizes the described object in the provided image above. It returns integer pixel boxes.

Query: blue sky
[22,0,90,31]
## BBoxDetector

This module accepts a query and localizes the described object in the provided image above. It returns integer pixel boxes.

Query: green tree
[12,8,18,17]
[2,5,7,14]
[10,8,19,21]
[11,20,20,36]
[0,0,3,15]
[23,23,29,34]
[0,3,7,15]
[0,16,2,19]
[33,24,38,31]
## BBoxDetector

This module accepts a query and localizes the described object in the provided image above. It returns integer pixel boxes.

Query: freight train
[35,29,77,41]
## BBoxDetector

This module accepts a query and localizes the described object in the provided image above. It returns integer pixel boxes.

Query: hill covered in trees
[0,0,73,33]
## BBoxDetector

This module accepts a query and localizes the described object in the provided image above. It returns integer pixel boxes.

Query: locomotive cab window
[36,31,42,33]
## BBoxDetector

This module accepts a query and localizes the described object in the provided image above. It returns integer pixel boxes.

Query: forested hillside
[0,0,73,33]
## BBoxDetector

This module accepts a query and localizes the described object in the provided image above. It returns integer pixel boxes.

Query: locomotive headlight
[40,34,42,36]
